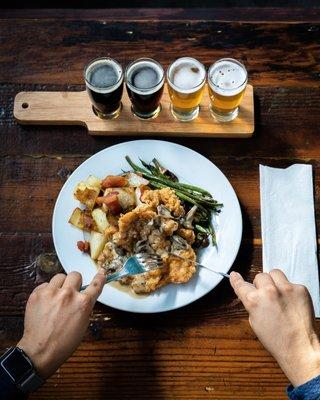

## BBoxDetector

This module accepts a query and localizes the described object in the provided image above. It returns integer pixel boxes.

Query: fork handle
[193,261,231,279]
[80,270,127,291]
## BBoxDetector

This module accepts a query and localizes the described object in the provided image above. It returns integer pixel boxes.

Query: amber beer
[167,57,206,122]
[84,57,124,119]
[125,58,164,119]
[208,58,248,122]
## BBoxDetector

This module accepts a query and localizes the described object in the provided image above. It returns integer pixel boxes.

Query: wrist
[281,336,320,387]
[17,338,52,379]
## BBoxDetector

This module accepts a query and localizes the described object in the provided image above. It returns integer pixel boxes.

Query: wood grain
[1,9,320,399]
[2,8,320,22]
[1,20,320,86]
[13,85,254,137]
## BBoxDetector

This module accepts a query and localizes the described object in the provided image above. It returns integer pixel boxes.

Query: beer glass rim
[84,57,124,92]
[208,58,248,93]
[167,57,206,94]
[125,57,165,93]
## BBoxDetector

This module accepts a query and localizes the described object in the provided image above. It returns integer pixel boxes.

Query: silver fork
[80,253,164,291]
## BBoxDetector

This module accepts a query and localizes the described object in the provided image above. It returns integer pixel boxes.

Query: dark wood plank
[1,8,320,22]
[0,316,290,400]
[0,21,319,86]
[1,314,320,400]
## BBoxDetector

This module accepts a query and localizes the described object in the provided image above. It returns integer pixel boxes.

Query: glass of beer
[167,57,206,122]
[208,58,248,122]
[125,58,164,119]
[84,57,124,119]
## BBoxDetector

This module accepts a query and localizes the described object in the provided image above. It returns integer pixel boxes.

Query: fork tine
[136,253,164,271]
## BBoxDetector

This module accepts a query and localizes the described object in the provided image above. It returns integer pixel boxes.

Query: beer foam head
[208,58,247,96]
[168,58,206,94]
[126,58,164,95]
[85,58,123,93]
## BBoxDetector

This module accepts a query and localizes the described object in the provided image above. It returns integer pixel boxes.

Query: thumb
[230,271,256,307]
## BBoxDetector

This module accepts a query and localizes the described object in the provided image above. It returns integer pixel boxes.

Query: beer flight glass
[167,57,206,122]
[208,58,248,122]
[84,57,124,119]
[125,58,165,119]
[84,56,247,122]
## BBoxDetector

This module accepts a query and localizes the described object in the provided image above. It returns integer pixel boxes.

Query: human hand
[230,269,320,387]
[17,268,106,379]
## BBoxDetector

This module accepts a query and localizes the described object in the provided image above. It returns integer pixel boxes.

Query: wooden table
[1,8,320,399]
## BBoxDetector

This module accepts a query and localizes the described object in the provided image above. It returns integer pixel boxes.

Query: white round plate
[53,140,242,313]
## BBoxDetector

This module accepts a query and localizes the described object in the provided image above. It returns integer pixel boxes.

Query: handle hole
[22,102,29,109]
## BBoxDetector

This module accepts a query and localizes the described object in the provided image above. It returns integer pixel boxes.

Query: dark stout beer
[84,58,124,119]
[125,58,164,119]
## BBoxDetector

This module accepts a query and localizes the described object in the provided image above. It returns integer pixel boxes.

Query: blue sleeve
[0,373,28,400]
[287,375,320,399]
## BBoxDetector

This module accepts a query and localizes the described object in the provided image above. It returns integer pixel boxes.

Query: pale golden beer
[167,57,206,121]
[208,58,247,122]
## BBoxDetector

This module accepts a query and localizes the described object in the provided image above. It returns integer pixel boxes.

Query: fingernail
[97,267,106,275]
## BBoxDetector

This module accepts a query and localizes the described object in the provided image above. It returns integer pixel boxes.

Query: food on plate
[68,158,223,294]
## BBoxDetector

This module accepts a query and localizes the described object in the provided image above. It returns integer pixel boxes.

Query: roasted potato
[90,231,107,260]
[92,208,110,233]
[69,207,98,232]
[69,207,84,230]
[73,175,101,209]
[74,184,99,210]
[86,175,101,189]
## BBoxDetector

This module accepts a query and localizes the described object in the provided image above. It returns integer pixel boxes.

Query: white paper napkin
[260,164,320,317]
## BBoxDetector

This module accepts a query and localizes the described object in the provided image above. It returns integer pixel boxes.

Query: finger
[83,268,106,305]
[269,269,290,289]
[253,272,276,289]
[48,273,66,288]
[63,271,83,290]
[32,282,48,293]
[230,271,256,308]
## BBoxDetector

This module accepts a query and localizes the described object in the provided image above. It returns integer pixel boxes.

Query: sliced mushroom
[114,245,126,256]
[182,205,197,228]
[171,235,189,252]
[157,205,172,219]
[135,239,153,254]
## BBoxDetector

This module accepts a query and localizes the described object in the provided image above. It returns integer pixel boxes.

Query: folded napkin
[260,164,320,317]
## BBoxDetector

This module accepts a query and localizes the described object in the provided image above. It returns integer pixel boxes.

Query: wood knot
[36,253,62,274]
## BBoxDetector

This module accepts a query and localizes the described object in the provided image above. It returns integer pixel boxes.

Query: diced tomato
[101,175,127,189]
[77,240,90,253]
[96,192,121,215]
